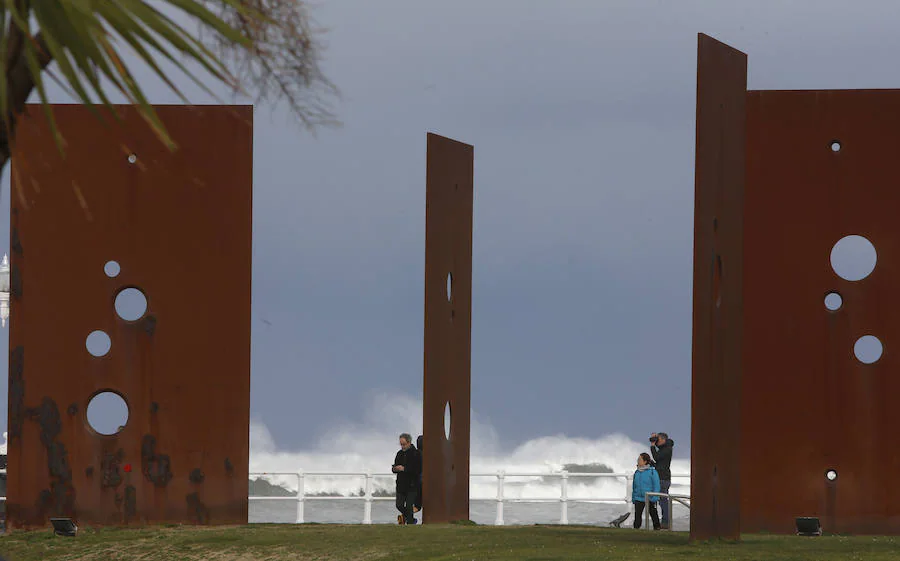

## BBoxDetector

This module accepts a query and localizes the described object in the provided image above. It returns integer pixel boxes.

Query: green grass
[0,524,897,560]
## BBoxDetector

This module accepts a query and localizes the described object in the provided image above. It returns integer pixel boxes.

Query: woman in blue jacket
[631,452,661,530]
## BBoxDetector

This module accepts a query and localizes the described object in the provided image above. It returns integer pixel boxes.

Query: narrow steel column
[422,133,474,524]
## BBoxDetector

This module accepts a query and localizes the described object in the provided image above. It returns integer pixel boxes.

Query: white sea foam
[249,392,690,501]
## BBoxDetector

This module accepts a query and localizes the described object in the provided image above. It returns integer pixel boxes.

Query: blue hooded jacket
[632,465,661,503]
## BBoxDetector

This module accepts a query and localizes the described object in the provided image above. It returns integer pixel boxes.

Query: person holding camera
[649,432,674,529]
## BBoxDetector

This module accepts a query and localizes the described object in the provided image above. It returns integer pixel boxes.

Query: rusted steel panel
[742,90,900,534]
[422,133,474,524]
[690,33,746,541]
[7,104,252,528]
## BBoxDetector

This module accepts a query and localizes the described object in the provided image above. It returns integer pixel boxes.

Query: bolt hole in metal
[87,391,129,435]
[127,153,138,164]
[825,469,838,481]
[830,140,841,153]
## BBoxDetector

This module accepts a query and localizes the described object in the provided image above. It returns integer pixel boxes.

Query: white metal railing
[249,470,690,527]
[643,492,691,531]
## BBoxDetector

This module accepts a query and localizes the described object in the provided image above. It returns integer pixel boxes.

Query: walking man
[650,432,674,529]
[392,433,421,525]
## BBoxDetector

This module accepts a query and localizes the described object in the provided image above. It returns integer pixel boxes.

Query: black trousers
[633,500,660,529]
[396,488,418,523]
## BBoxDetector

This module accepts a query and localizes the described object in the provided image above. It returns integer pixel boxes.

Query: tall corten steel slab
[422,133,473,524]
[742,90,900,534]
[693,33,900,536]
[7,104,252,528]
[690,33,746,541]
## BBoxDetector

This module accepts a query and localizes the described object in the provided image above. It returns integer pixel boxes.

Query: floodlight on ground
[795,517,822,536]
[50,518,77,537]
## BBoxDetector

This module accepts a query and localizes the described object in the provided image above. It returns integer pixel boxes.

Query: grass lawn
[0,523,897,561]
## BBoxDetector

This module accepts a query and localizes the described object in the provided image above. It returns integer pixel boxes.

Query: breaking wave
[249,393,690,501]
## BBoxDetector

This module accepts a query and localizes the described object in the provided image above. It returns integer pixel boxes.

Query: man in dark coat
[392,433,421,525]
[650,432,675,529]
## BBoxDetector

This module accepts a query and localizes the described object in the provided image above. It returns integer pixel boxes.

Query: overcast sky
[0,0,896,453]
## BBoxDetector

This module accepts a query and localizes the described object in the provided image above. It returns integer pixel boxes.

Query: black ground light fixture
[795,517,822,536]
[50,517,77,537]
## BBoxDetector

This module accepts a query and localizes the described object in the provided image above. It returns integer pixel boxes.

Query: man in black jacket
[650,432,674,529]
[392,433,421,525]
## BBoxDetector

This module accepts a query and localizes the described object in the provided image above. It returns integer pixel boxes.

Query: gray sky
[0,0,896,454]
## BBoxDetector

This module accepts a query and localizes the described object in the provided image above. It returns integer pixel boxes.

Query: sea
[247,394,691,530]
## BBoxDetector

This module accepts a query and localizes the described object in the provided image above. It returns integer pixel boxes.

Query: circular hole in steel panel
[444,402,451,441]
[830,141,841,152]
[86,330,111,357]
[87,391,129,435]
[104,261,121,278]
[824,292,843,311]
[831,235,876,281]
[825,469,838,481]
[115,287,148,322]
[854,335,883,364]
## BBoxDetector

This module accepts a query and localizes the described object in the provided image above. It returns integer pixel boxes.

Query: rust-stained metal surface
[7,104,252,528]
[422,133,473,524]
[693,34,900,536]
[742,89,900,535]
[690,33,746,541]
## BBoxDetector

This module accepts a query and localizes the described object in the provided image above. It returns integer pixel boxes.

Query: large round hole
[115,287,148,321]
[86,391,129,435]
[443,402,451,441]
[86,330,111,357]
[127,153,138,164]
[854,335,883,364]
[446,272,453,302]
[830,141,841,153]
[824,292,843,311]
[830,235,877,281]
[104,261,121,278]
[825,469,838,481]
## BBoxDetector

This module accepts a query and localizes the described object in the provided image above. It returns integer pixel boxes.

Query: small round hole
[854,335,883,364]
[824,292,843,311]
[831,235,877,281]
[446,272,453,302]
[127,154,138,164]
[104,261,121,278]
[86,330,111,357]
[443,402,452,441]
[830,141,841,152]
[825,469,838,481]
[115,287,148,321]
[87,391,129,435]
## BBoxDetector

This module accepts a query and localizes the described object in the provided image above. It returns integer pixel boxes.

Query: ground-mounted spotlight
[50,518,77,537]
[795,517,822,536]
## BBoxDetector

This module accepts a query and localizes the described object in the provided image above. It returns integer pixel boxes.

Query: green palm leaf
[0,0,336,167]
